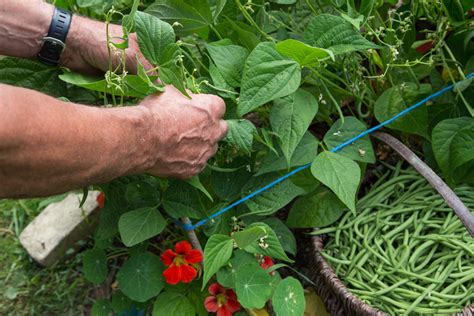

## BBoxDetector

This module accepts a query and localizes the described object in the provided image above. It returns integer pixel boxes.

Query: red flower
[260,256,274,270]
[160,241,202,285]
[204,283,241,316]
[96,192,105,209]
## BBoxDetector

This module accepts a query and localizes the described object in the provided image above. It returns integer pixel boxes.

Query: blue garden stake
[182,73,474,231]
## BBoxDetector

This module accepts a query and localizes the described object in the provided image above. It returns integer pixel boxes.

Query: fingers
[218,120,229,140]
[212,95,226,119]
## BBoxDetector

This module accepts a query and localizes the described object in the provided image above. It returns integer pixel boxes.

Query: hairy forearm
[0,0,52,59]
[0,84,153,198]
[0,0,146,74]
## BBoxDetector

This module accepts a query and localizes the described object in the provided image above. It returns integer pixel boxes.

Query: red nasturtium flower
[260,256,274,270]
[204,283,241,316]
[160,241,202,285]
[96,192,106,209]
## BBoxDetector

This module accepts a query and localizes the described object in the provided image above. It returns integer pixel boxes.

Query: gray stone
[19,191,101,267]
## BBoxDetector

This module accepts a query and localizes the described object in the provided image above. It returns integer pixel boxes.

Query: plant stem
[182,217,203,253]
[372,132,474,237]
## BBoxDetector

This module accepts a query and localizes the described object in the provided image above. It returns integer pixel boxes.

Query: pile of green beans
[314,166,474,315]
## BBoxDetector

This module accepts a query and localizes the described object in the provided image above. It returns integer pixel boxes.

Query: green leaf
[117,252,165,302]
[311,152,361,213]
[59,72,158,98]
[275,39,334,67]
[217,250,257,288]
[304,14,379,55]
[146,0,213,39]
[202,235,234,289]
[215,19,260,51]
[186,176,213,201]
[211,167,252,201]
[153,291,195,316]
[206,43,249,87]
[163,181,202,219]
[241,174,305,216]
[224,119,257,155]
[118,208,166,247]
[235,263,272,309]
[91,299,113,316]
[111,291,133,313]
[323,116,375,163]
[287,186,345,228]
[244,223,293,262]
[256,132,319,176]
[432,117,474,183]
[239,42,301,116]
[374,83,431,138]
[262,217,297,256]
[233,225,268,249]
[82,248,108,284]
[135,11,175,65]
[125,181,161,209]
[270,89,318,166]
[0,57,67,97]
[212,0,227,21]
[272,277,305,316]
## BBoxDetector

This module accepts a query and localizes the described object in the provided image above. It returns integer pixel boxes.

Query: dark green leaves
[59,72,159,98]
[287,187,345,228]
[153,291,195,316]
[239,42,301,116]
[82,248,107,284]
[0,57,67,97]
[163,181,202,219]
[272,277,305,316]
[146,0,213,39]
[374,83,432,138]
[311,152,361,213]
[242,174,305,216]
[206,42,249,87]
[323,117,375,163]
[224,119,257,155]
[304,14,379,55]
[202,235,234,288]
[135,11,175,65]
[271,89,318,165]
[117,252,165,302]
[118,208,166,247]
[432,117,474,184]
[256,132,319,176]
[275,39,334,67]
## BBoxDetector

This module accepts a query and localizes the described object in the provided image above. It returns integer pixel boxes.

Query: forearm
[0,0,53,59]
[0,84,153,198]
[0,0,146,74]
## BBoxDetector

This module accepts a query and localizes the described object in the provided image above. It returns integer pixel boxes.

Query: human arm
[0,84,227,199]
[0,0,149,74]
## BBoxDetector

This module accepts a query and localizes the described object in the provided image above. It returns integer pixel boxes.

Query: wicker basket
[308,235,474,316]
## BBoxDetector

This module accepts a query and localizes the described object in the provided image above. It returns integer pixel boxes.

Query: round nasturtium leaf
[117,252,165,302]
[272,277,305,316]
[82,248,107,285]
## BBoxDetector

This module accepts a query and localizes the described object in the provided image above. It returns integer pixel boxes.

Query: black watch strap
[38,8,72,66]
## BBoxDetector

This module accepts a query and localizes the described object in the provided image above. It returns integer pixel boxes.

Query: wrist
[110,105,157,176]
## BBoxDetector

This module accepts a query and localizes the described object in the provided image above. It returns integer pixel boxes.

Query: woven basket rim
[310,234,474,316]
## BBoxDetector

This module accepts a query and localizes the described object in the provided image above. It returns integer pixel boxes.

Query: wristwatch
[38,8,72,66]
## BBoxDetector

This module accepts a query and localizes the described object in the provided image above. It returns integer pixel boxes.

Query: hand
[61,15,151,75]
[139,86,228,179]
